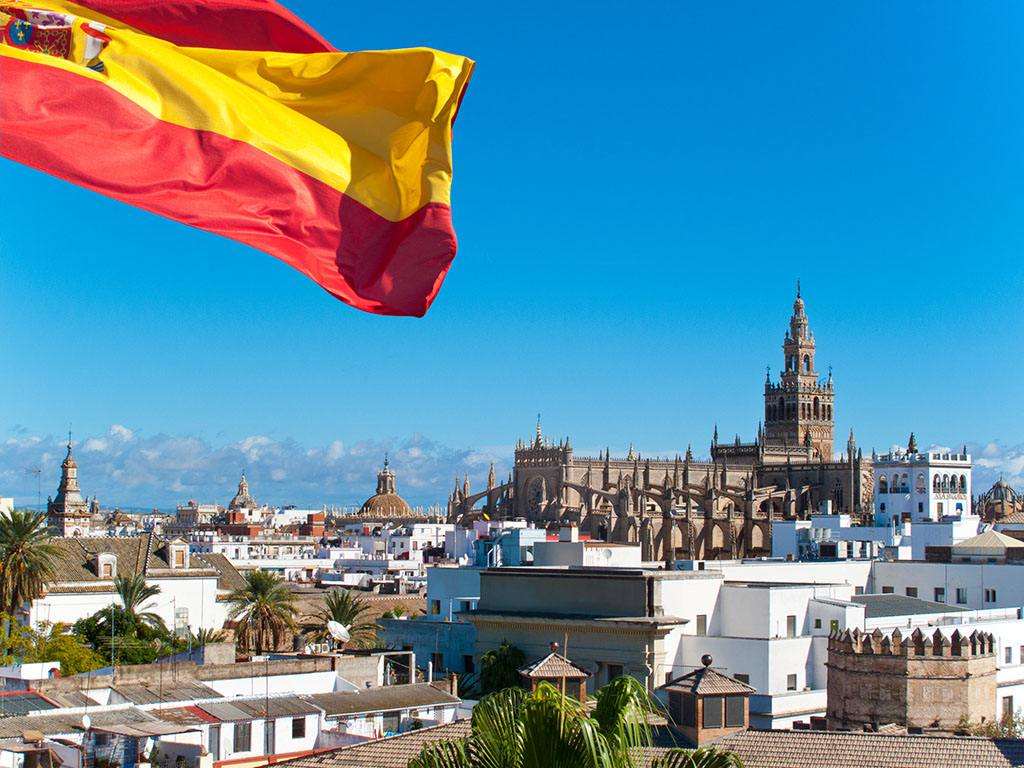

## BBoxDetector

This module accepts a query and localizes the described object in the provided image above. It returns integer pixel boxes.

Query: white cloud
[0,424,508,510]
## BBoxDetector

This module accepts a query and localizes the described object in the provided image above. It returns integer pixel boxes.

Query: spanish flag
[0,0,473,316]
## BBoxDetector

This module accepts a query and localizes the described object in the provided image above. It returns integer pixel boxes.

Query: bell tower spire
[762,284,834,458]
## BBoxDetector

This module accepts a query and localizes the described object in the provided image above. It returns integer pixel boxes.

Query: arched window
[778,396,785,418]
[933,475,940,492]
[942,474,949,492]
[892,474,899,493]
[960,474,967,493]
[803,354,811,372]
[813,397,820,419]
[916,473,925,493]
[879,476,888,494]
[901,473,909,493]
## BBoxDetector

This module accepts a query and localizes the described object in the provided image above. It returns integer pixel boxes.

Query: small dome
[359,455,413,518]
[359,492,413,518]
[228,473,258,510]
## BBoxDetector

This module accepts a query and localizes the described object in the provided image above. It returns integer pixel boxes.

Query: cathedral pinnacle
[907,432,918,454]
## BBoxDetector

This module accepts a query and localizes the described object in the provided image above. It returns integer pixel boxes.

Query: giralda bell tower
[763,283,835,458]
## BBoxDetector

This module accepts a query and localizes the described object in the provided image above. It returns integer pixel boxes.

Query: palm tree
[0,509,58,616]
[226,570,296,654]
[305,589,377,648]
[190,627,229,646]
[409,676,743,768]
[113,575,164,630]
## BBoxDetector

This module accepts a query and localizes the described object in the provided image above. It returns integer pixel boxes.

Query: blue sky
[2,1,1024,506]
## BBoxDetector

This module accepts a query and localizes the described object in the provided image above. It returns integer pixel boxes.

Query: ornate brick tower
[763,283,834,458]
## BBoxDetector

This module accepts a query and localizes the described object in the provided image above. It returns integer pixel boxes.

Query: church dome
[228,473,258,510]
[359,456,413,518]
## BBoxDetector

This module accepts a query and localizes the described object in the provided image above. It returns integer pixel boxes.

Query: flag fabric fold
[0,0,473,316]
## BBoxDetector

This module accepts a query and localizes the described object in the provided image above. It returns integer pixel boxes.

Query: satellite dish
[81,714,91,730]
[326,621,350,644]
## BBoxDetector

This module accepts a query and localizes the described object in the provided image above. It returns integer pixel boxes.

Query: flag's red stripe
[77,0,333,53]
[0,56,455,316]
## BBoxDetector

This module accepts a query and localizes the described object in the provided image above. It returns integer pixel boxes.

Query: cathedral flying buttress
[447,286,874,561]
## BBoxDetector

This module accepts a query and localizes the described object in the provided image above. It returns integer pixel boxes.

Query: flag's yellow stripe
[3,3,472,222]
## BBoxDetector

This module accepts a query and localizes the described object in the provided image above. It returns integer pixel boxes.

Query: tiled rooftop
[518,652,590,679]
[302,683,459,718]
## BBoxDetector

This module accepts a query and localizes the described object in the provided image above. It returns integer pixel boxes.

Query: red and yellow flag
[0,0,473,316]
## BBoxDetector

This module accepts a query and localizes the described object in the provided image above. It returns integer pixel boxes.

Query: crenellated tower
[763,282,834,458]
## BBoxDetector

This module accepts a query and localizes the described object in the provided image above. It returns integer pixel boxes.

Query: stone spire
[907,432,918,454]
[534,414,543,448]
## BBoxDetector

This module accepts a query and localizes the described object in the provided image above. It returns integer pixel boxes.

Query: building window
[787,674,798,691]
[830,619,840,633]
[854,586,864,595]
[882,586,894,594]
[814,618,822,629]
[606,663,624,683]
[703,696,723,728]
[937,502,944,515]
[430,600,441,615]
[696,615,707,636]
[918,502,924,514]
[234,722,251,752]
[1006,647,1013,665]
[786,615,797,638]
[956,588,968,605]
[463,655,475,674]
[431,652,443,671]
[460,600,473,613]
[725,695,745,727]
[681,693,696,726]
[905,587,918,598]
[734,674,750,685]
[174,550,186,567]
[935,587,945,603]
[1004,696,1015,722]
[101,563,113,578]
[291,717,305,739]
[986,588,997,603]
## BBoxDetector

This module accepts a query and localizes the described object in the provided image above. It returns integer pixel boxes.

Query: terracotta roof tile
[661,666,755,696]
[519,652,590,679]
[279,720,471,768]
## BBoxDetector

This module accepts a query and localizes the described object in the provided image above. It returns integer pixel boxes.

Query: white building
[26,535,241,634]
[532,525,642,567]
[465,557,1024,729]
[873,438,972,525]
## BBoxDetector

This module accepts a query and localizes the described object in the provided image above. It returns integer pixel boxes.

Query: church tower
[47,440,93,537]
[763,283,834,458]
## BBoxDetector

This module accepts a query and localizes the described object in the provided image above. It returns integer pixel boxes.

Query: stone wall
[826,627,996,732]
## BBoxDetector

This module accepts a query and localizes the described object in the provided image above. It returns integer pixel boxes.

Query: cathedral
[447,287,874,561]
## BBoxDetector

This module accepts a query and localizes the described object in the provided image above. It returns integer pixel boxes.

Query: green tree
[305,589,377,648]
[113,575,164,630]
[23,622,103,675]
[0,509,58,616]
[226,570,296,654]
[478,640,525,696]
[409,676,743,768]
[190,628,229,646]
